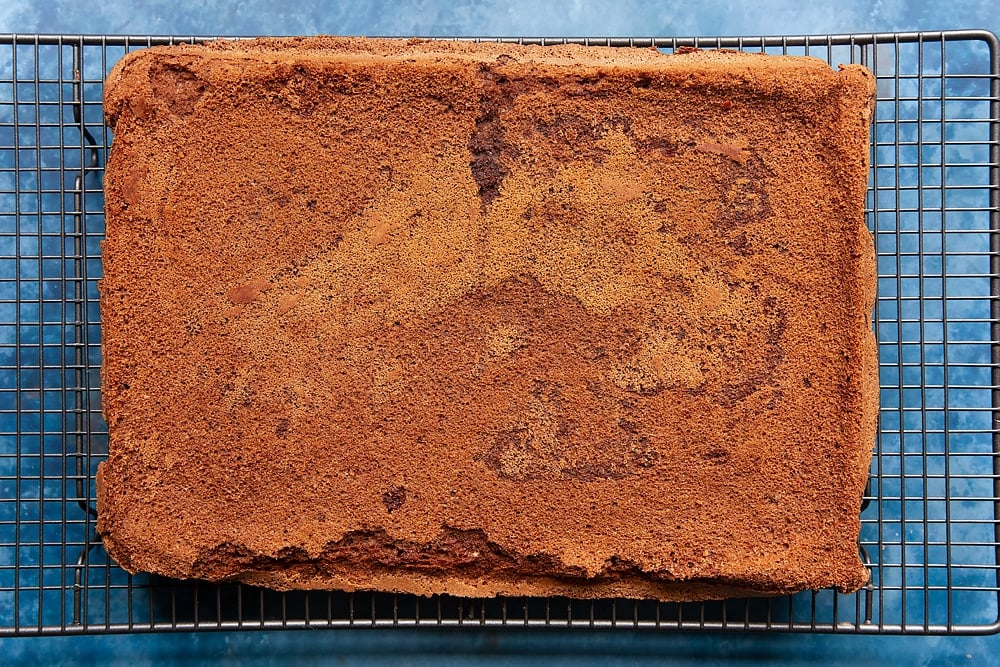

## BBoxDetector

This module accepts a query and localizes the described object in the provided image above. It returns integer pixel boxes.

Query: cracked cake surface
[97,37,878,600]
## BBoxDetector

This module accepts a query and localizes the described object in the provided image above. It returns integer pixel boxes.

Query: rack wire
[0,30,997,636]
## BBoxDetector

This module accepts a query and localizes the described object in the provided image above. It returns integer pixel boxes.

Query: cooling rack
[0,30,997,636]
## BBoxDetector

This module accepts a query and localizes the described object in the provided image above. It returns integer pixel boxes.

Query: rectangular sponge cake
[97,37,878,600]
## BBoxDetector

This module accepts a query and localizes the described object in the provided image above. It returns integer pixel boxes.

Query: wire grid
[0,31,996,636]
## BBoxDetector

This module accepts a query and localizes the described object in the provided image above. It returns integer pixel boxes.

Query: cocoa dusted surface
[97,37,878,600]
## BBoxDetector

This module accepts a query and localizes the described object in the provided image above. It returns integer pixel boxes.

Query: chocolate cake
[97,37,878,600]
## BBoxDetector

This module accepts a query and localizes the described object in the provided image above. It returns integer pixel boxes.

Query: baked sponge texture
[97,37,877,600]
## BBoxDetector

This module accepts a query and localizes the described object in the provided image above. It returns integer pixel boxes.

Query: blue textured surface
[1,1,999,664]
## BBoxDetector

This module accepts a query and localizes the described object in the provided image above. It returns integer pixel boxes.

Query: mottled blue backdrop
[1,1,998,665]
[0,0,997,39]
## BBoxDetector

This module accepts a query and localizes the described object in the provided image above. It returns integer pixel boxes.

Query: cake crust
[98,37,878,600]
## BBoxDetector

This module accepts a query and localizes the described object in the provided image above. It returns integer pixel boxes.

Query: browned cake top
[98,37,877,598]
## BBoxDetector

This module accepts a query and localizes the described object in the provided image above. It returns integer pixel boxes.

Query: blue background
[2,0,999,664]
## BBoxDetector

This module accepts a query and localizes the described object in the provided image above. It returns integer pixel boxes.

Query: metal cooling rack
[0,30,997,636]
